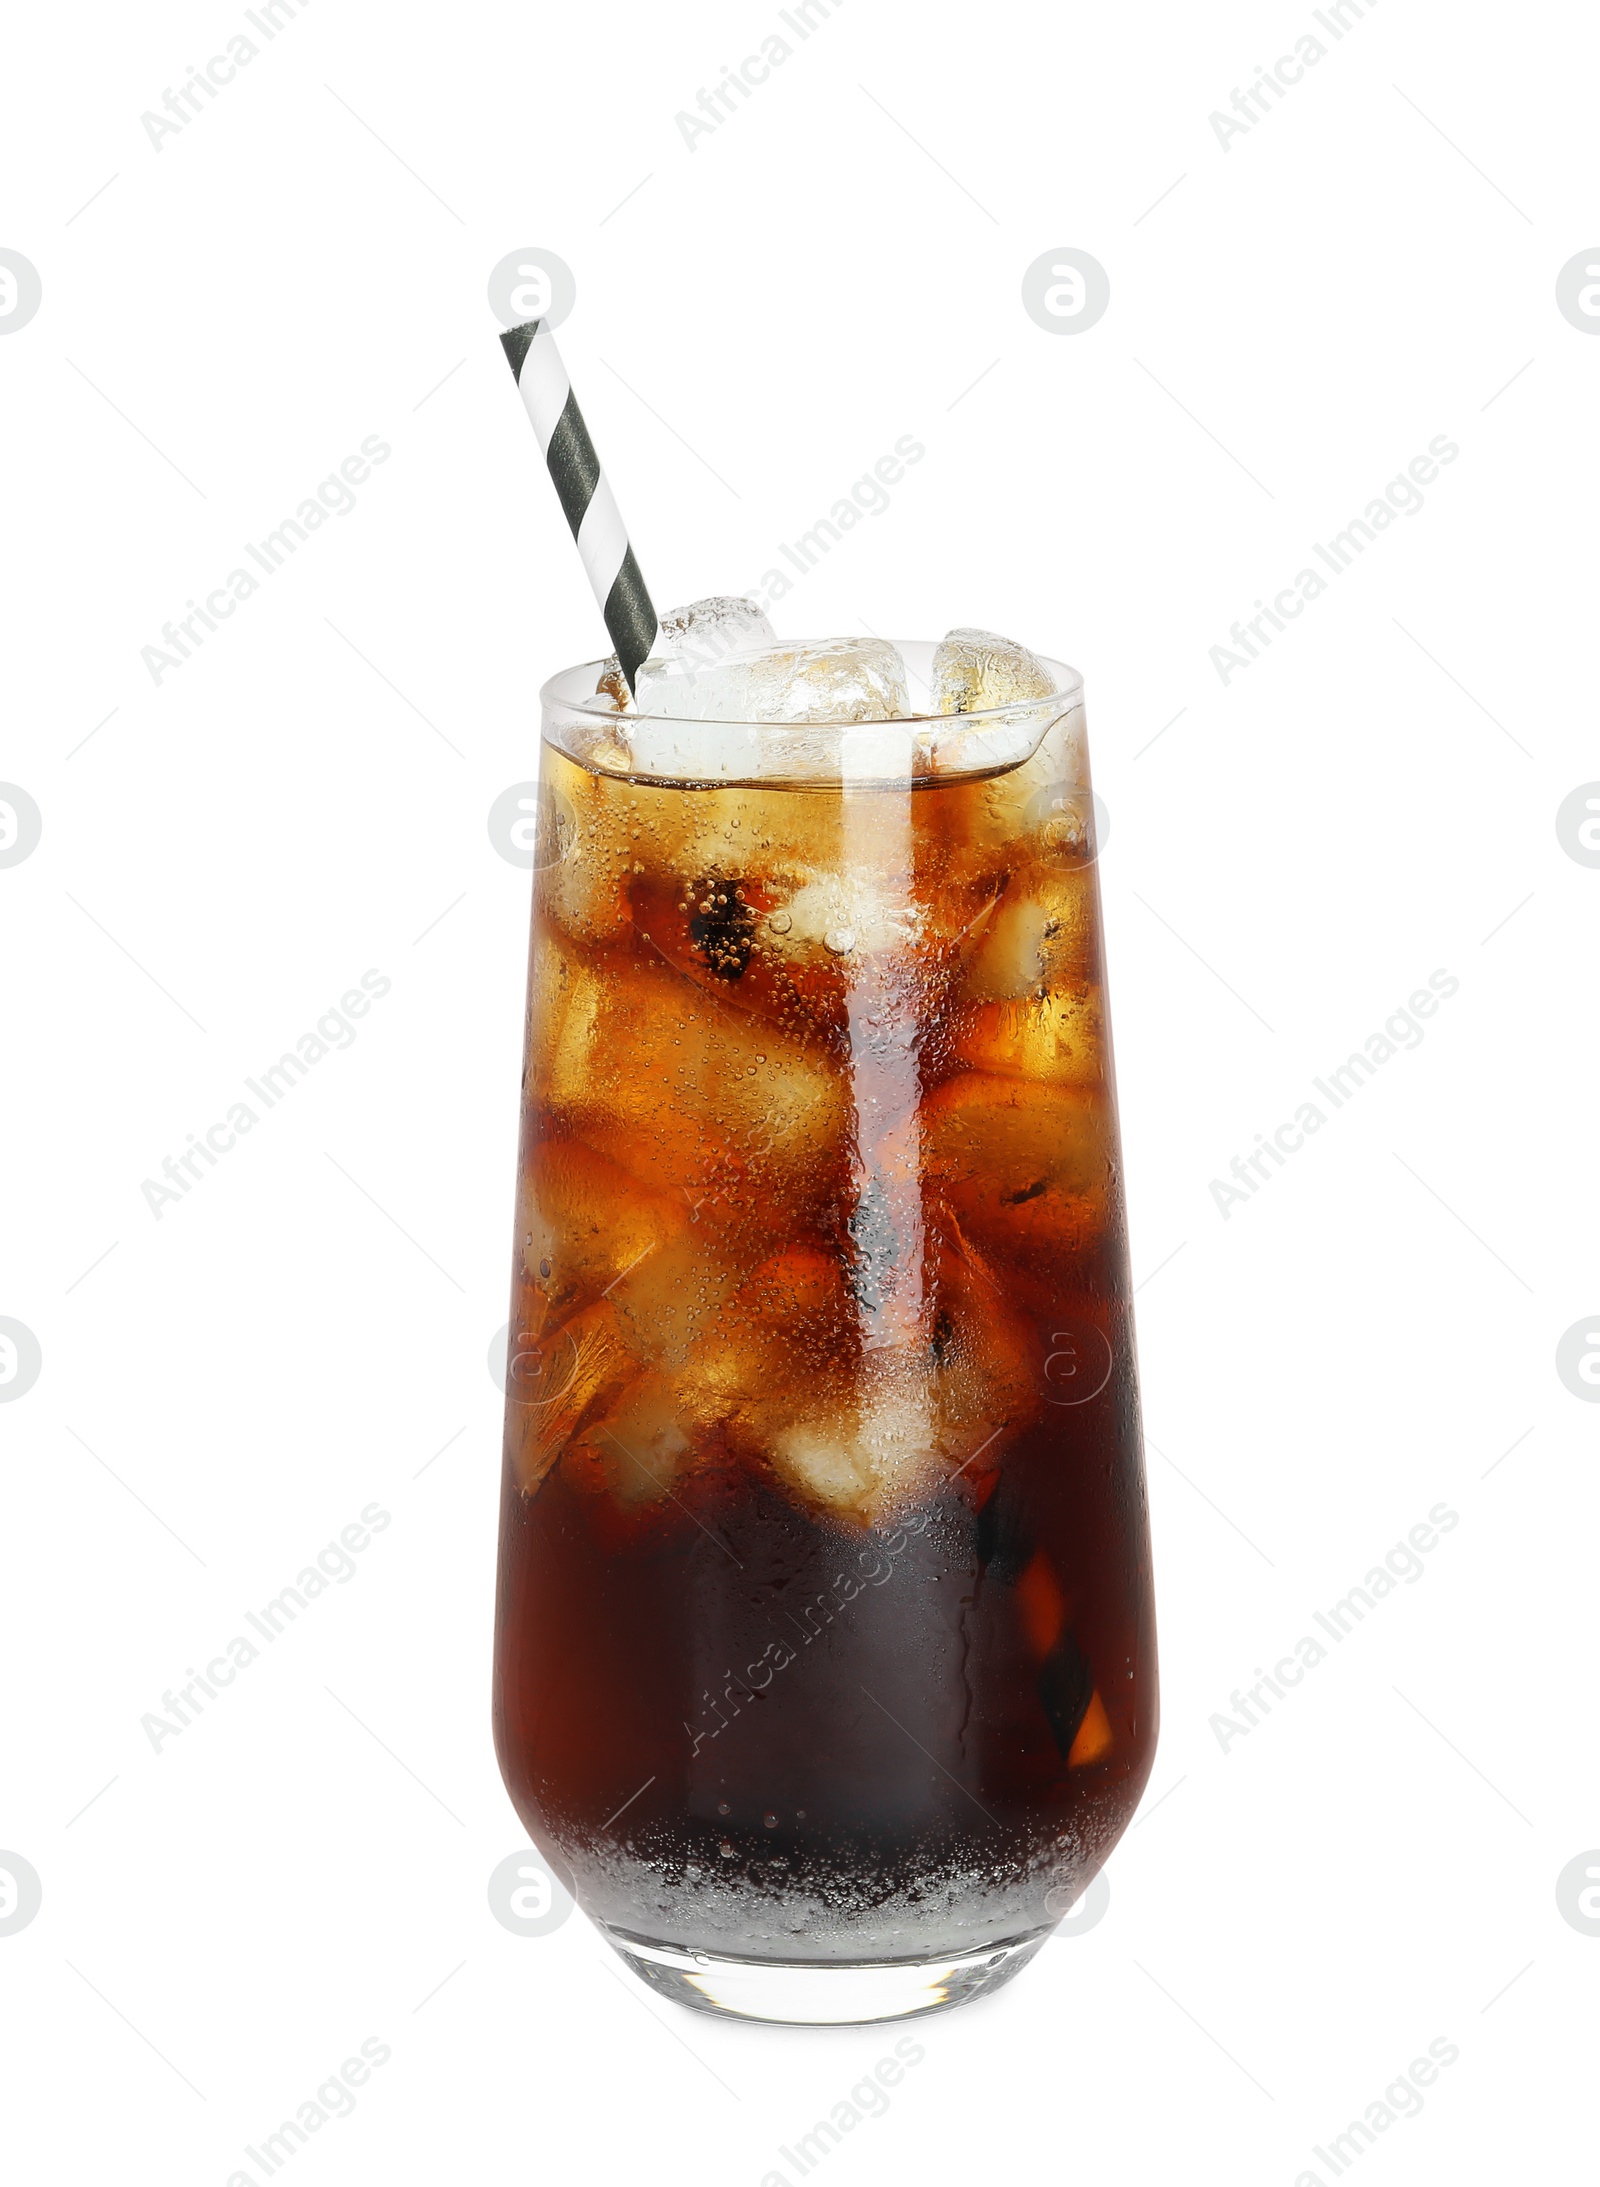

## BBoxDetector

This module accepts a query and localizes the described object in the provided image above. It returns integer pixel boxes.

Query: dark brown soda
[493,736,1157,1961]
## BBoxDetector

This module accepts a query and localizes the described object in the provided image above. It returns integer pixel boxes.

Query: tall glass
[493,646,1157,2023]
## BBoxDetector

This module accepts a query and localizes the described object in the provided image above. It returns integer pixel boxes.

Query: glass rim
[539,644,1085,732]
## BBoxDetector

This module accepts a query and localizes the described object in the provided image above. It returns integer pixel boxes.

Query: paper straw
[499,318,658,693]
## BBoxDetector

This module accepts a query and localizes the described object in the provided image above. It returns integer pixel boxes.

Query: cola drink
[493,637,1156,2024]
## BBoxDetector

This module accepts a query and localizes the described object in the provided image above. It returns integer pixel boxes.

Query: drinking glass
[493,645,1157,2023]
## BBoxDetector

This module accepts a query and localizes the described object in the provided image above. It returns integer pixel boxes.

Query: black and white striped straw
[499,318,658,693]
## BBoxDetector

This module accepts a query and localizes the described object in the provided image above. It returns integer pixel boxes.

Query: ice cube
[594,596,776,717]
[955,894,1057,1001]
[537,951,848,1218]
[535,761,634,944]
[630,599,778,729]
[720,1244,857,1419]
[623,705,765,783]
[925,1070,1108,1271]
[761,1376,938,1517]
[503,1298,633,1495]
[657,595,776,670]
[915,627,1064,774]
[860,1240,1040,1500]
[628,638,913,778]
[580,1369,693,1504]
[955,878,1096,1004]
[734,637,911,725]
[594,658,633,711]
[764,1360,1000,1525]
[521,1140,688,1319]
[933,627,1057,714]
[770,1417,878,1509]
[755,1242,1043,1525]
[760,870,919,966]
[951,986,1106,1089]
[611,1219,760,1374]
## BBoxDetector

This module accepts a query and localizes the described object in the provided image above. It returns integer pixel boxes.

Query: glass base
[598,1925,1053,2025]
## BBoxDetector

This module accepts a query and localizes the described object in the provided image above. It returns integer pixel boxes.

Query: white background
[2,0,1595,2180]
